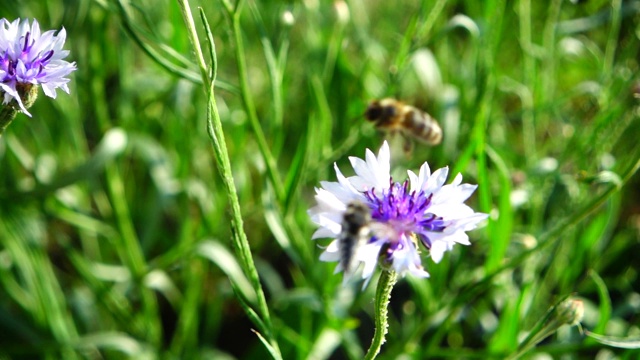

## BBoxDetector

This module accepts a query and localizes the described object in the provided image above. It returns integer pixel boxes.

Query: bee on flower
[308,141,488,286]
[0,18,77,120]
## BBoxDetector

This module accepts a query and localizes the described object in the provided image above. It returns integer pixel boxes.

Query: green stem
[507,295,582,360]
[176,2,281,359]
[365,270,398,360]
[0,104,18,136]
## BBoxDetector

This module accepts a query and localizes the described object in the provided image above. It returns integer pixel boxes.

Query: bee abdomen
[339,202,371,274]
[404,109,442,145]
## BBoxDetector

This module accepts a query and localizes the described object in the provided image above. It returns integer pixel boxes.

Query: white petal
[429,203,474,220]
[433,182,477,205]
[456,213,490,230]
[319,240,340,261]
[310,213,342,234]
[334,163,363,197]
[349,156,375,186]
[418,162,431,183]
[443,231,470,245]
[364,147,378,169]
[409,265,430,278]
[451,173,463,186]
[424,167,449,194]
[376,141,391,179]
[319,180,356,205]
[430,241,448,263]
[408,170,420,192]
[359,243,382,281]
[348,175,371,192]
[312,188,345,212]
[311,227,337,240]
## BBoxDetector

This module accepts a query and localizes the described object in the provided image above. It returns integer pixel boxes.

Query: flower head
[0,18,77,116]
[308,141,488,285]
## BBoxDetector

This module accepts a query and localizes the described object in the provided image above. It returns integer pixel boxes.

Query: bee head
[364,99,397,124]
[364,100,383,121]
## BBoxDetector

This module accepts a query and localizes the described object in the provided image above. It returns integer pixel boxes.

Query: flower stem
[365,270,398,360]
[507,295,584,360]
[176,2,281,359]
[0,104,18,136]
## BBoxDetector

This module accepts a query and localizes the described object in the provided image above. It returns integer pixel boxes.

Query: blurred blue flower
[0,18,76,116]
[309,141,488,285]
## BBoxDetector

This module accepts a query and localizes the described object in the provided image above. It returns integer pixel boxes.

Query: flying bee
[364,98,442,154]
[339,201,372,280]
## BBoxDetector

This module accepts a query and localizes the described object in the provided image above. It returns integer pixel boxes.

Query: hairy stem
[176,1,281,358]
[365,270,398,360]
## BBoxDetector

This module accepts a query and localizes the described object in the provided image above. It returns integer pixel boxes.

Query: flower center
[364,178,446,247]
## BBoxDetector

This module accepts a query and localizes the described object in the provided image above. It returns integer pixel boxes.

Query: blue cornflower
[308,141,488,285]
[0,18,76,116]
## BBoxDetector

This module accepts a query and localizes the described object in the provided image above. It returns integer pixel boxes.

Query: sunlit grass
[1,0,639,359]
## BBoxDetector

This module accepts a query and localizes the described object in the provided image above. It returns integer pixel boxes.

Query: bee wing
[338,226,371,284]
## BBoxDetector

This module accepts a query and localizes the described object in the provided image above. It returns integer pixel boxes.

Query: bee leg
[402,133,414,157]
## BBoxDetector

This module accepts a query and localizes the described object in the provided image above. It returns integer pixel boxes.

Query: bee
[339,201,372,280]
[364,98,442,153]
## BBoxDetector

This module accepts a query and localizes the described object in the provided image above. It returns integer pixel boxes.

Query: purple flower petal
[0,18,76,117]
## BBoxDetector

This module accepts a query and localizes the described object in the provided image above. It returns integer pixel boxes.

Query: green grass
[1,0,640,358]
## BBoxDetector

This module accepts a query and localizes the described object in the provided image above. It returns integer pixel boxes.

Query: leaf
[585,330,640,349]
[197,240,257,306]
[589,271,611,335]
[72,332,155,358]
[252,328,282,360]
[305,327,341,360]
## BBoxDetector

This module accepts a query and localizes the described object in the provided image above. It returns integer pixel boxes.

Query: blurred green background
[1,0,639,358]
